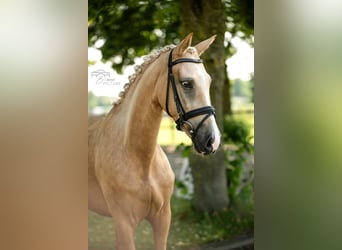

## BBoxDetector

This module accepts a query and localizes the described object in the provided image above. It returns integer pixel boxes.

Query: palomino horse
[88,33,221,250]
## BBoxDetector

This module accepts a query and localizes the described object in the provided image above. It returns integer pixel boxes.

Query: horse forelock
[186,47,197,55]
[112,44,176,107]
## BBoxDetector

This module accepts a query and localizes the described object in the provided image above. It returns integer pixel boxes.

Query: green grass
[88,195,254,250]
[166,196,254,249]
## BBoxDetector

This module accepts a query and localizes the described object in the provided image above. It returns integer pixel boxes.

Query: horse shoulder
[152,146,175,189]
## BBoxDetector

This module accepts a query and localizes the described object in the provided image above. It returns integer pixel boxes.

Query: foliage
[176,114,254,206]
[88,91,114,112]
[224,0,254,52]
[223,115,252,145]
[176,143,192,158]
[88,0,254,72]
[174,143,193,199]
[88,91,97,110]
[225,0,254,57]
[88,0,180,73]
[223,115,254,204]
[232,78,253,100]
[250,73,254,102]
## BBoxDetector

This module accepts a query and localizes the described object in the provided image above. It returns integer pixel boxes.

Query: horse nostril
[205,134,215,152]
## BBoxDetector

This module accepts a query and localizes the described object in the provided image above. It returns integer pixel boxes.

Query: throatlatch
[165,49,216,139]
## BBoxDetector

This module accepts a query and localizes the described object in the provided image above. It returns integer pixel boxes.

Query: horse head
[160,33,221,155]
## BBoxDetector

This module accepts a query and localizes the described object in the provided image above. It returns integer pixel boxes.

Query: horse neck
[107,53,167,163]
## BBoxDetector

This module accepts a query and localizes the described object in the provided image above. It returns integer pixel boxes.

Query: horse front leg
[114,218,137,250]
[99,185,139,250]
[149,202,172,250]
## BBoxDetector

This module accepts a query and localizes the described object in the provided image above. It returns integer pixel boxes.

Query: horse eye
[180,81,193,89]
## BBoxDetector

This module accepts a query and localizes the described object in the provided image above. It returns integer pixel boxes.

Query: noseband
[165,48,215,139]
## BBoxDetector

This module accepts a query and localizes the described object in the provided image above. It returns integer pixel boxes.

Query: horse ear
[174,33,193,56]
[194,35,216,56]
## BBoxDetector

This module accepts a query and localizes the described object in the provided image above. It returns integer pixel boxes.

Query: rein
[165,48,215,139]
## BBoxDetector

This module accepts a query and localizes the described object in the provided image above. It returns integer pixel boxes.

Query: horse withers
[88,33,220,250]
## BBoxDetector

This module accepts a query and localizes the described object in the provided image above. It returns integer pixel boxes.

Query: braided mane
[112,44,176,107]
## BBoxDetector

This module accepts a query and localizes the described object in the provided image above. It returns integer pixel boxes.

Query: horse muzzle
[191,122,221,155]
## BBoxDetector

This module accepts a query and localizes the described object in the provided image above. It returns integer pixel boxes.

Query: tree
[88,0,180,73]
[223,0,254,115]
[88,0,254,212]
[89,0,253,110]
[179,0,229,211]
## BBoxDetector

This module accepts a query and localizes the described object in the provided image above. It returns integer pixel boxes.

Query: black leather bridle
[165,48,216,139]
